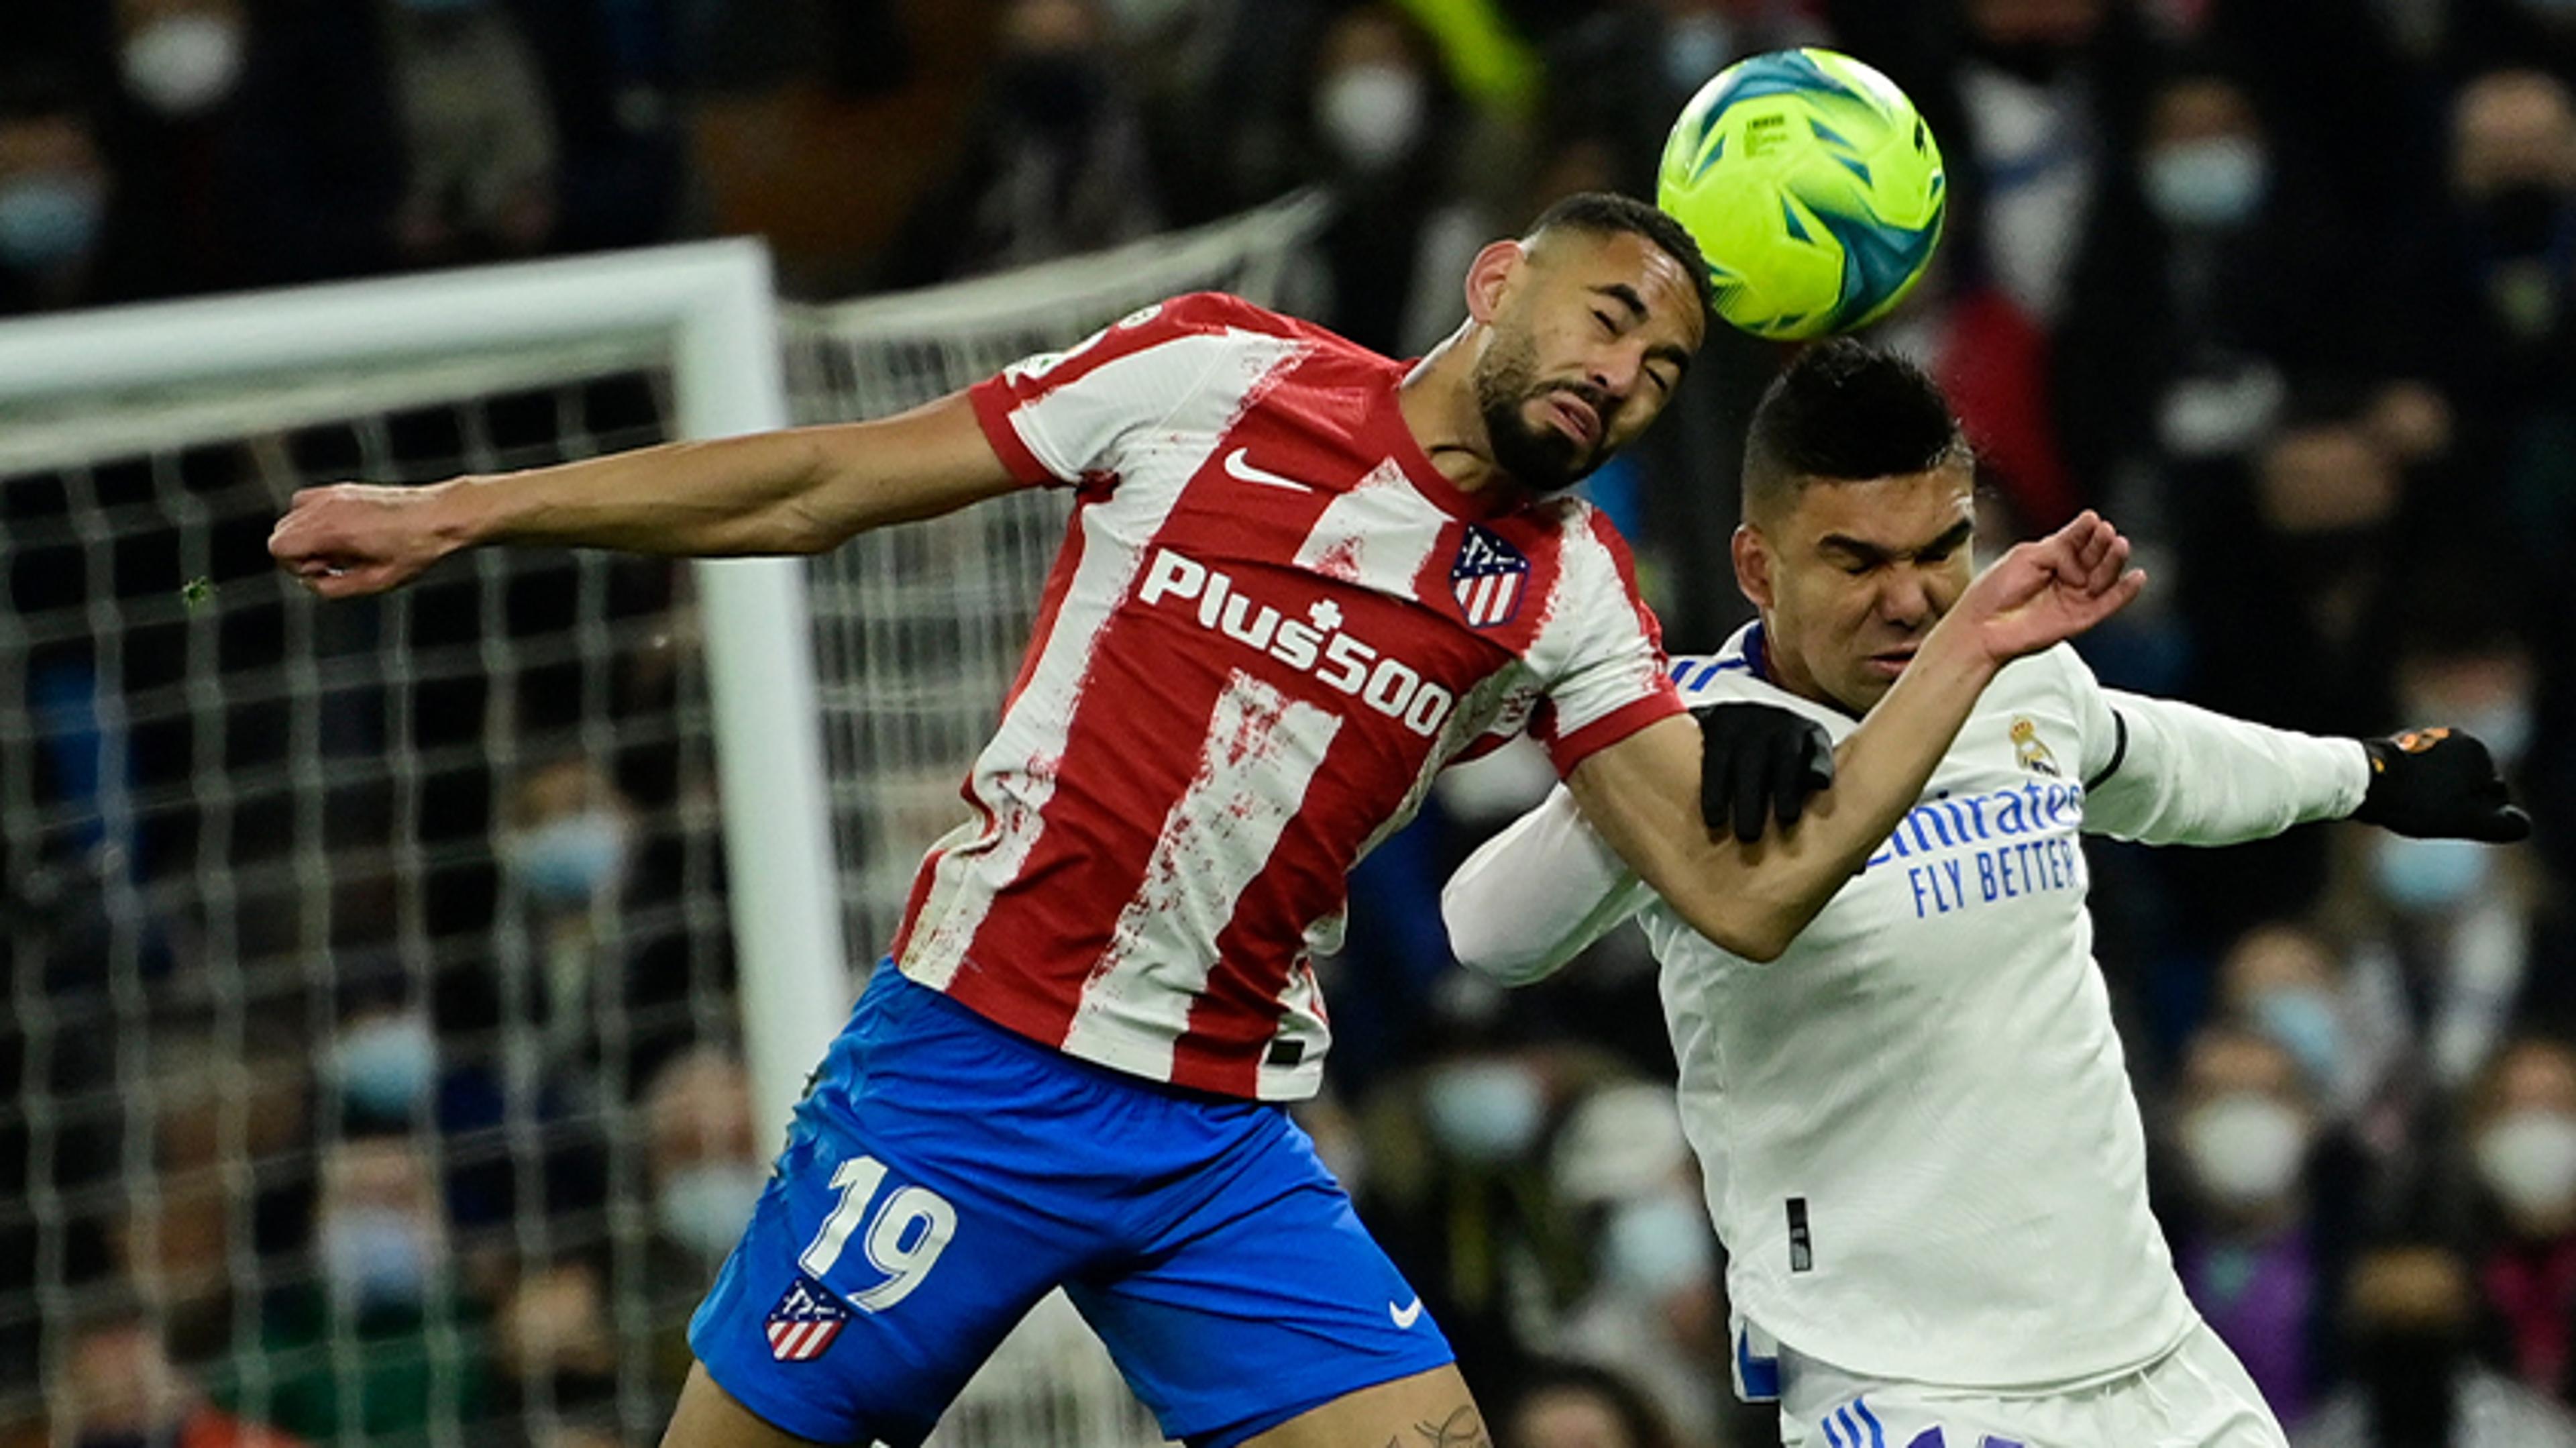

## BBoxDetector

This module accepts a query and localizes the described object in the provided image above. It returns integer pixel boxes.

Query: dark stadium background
[5,1,2575,1445]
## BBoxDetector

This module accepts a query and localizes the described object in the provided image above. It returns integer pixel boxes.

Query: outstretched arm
[270,391,1022,597]
[1442,784,1652,984]
[2080,688,2369,844]
[2081,685,2530,847]
[1566,512,2145,963]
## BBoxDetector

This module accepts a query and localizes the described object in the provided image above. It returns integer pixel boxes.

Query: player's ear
[1733,524,1774,609]
[1462,240,1527,325]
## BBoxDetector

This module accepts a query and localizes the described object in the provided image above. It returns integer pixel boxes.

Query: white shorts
[1774,1323,2289,1448]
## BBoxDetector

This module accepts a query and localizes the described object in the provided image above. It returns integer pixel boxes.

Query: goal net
[1,329,749,1448]
[0,194,1329,1448]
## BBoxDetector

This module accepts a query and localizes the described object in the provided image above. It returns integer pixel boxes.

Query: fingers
[2036,513,2139,594]
[1768,729,1813,830]
[1729,734,1770,845]
[2485,805,2536,844]
[2087,533,2131,597]
[2062,509,2107,582]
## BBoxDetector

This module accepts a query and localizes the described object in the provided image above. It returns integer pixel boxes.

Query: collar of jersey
[1725,620,1867,725]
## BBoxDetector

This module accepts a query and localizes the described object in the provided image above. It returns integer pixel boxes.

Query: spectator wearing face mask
[1542,1082,1729,1448]
[2058,62,2416,494]
[879,0,1165,288]
[2465,1039,2576,1400]
[2331,624,2551,1075]
[496,759,637,1072]
[0,67,116,315]
[2163,1024,2347,1427]
[2395,70,2576,485]
[2216,925,2396,1143]
[2294,1241,2576,1448]
[1356,1045,1646,1412]
[1301,3,1475,358]
[641,1046,765,1272]
[221,1135,493,1445]
[635,1047,766,1390]
[329,997,441,1133]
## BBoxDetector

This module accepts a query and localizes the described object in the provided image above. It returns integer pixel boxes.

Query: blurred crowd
[8,0,2576,1446]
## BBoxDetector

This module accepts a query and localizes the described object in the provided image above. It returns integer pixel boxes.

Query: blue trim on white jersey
[1670,622,1770,703]
[1734,1325,1782,1401]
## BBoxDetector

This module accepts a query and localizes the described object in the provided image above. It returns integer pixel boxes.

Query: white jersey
[1443,621,2368,1389]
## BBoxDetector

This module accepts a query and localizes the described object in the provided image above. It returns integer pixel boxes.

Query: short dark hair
[1741,339,1970,521]
[1526,191,1717,318]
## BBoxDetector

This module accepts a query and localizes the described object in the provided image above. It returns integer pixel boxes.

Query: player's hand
[2351,727,2532,843]
[1695,703,1835,844]
[1951,511,2147,665]
[270,482,459,598]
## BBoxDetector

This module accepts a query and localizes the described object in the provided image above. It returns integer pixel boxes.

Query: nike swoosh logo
[1389,1296,1424,1329]
[1224,446,1318,493]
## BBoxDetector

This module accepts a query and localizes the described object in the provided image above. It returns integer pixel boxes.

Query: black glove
[2351,726,2531,843]
[1695,703,1837,845]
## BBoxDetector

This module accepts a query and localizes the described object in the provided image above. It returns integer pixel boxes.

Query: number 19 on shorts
[798,1155,958,1312]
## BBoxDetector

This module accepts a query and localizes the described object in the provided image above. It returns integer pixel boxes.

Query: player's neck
[1397,333,1528,506]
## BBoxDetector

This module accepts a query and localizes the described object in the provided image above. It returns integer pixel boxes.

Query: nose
[1877,567,1936,630]
[1587,343,1645,399]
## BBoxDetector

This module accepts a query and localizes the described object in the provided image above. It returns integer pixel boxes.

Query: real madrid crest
[2010,717,2061,777]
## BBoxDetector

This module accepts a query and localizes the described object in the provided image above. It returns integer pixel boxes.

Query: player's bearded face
[1472,323,1619,494]
[1752,466,1977,713]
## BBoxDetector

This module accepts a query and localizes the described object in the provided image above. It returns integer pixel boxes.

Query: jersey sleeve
[2058,648,2371,844]
[965,293,1260,487]
[1442,784,1654,986]
[1529,511,1686,774]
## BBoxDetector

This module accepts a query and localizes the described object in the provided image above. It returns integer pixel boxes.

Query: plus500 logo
[1137,548,1456,738]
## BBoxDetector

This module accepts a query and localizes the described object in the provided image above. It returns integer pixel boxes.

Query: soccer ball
[1656,48,1946,340]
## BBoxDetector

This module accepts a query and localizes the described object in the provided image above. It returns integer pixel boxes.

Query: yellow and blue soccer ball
[1656,48,1946,340]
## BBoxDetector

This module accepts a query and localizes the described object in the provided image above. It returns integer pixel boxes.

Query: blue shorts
[690,967,1451,1448]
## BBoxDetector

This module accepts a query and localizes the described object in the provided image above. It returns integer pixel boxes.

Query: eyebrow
[1817,517,1976,564]
[1592,283,1648,321]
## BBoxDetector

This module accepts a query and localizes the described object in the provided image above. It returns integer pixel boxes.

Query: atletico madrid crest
[766,1274,851,1362]
[1451,526,1529,629]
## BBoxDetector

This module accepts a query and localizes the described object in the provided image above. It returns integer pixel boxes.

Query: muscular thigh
[1244,1366,1489,1448]
[1067,1110,1453,1447]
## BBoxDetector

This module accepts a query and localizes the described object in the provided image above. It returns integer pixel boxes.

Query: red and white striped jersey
[892,291,1682,1100]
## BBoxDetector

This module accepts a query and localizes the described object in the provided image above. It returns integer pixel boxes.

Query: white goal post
[0,240,851,1137]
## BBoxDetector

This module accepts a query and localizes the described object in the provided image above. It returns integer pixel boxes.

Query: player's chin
[1840,666,1900,710]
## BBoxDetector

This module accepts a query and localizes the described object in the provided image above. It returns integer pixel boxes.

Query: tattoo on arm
[1385,1406,1492,1448]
